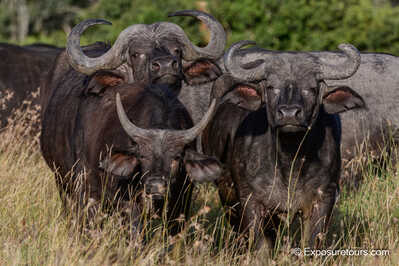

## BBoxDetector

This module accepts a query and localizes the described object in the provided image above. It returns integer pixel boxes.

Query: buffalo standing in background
[202,41,365,250]
[0,43,61,130]
[40,13,223,233]
[307,51,399,173]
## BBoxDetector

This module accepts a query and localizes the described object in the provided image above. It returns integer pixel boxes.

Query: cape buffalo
[237,49,399,181]
[40,27,222,234]
[66,10,226,125]
[0,43,61,131]
[202,41,365,250]
[307,51,399,176]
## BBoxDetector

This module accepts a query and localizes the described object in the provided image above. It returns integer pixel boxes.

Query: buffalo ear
[183,59,222,85]
[99,153,139,177]
[323,86,366,114]
[222,83,262,111]
[85,71,125,95]
[184,150,222,183]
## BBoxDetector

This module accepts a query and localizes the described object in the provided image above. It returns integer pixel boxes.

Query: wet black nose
[277,105,302,119]
[150,57,179,73]
[144,176,167,199]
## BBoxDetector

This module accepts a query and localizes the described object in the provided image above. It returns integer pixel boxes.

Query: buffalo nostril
[278,106,302,118]
[294,109,302,117]
[289,107,302,118]
[278,107,288,117]
[151,62,160,72]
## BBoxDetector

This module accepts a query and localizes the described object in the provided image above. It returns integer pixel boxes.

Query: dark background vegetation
[1,0,399,53]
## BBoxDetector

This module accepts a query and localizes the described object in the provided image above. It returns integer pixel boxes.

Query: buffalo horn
[317,44,360,80]
[168,10,226,60]
[167,98,216,144]
[224,40,269,81]
[67,19,148,75]
[116,94,216,145]
[116,93,153,142]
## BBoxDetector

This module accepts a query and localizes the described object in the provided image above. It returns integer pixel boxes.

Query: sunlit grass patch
[0,101,398,265]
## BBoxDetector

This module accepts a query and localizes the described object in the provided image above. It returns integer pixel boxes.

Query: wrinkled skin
[307,51,399,165]
[177,57,224,124]
[0,43,61,130]
[66,11,226,126]
[70,44,224,125]
[203,43,365,250]
[129,38,182,86]
[40,44,222,234]
[70,35,222,95]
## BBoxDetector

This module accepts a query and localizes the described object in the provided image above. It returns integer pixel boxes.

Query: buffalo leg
[240,199,275,251]
[217,171,241,231]
[302,191,336,248]
[167,182,193,236]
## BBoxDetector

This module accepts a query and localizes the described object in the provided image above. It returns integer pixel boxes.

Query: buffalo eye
[132,52,140,58]
[173,48,181,57]
[267,86,280,95]
[139,154,150,165]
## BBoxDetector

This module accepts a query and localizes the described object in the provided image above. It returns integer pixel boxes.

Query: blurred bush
[208,0,399,53]
[1,0,399,53]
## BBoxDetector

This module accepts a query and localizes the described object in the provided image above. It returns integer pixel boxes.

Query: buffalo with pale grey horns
[306,49,399,186]
[202,40,366,250]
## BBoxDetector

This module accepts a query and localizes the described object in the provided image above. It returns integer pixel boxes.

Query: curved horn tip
[208,98,216,111]
[115,92,154,141]
[338,43,360,63]
[87,18,112,26]
[168,9,210,18]
[234,40,257,49]
[116,93,128,122]
[165,97,217,145]
[225,40,257,61]
[169,9,226,61]
[224,40,266,82]
[68,19,112,40]
[72,19,112,30]
[67,18,122,75]
[317,43,360,80]
[116,93,123,111]
[115,92,131,133]
[338,43,357,51]
[337,43,360,58]
[199,97,216,125]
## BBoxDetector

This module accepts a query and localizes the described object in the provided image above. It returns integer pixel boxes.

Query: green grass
[0,114,398,265]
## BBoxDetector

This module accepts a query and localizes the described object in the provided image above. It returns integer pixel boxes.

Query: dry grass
[0,101,398,265]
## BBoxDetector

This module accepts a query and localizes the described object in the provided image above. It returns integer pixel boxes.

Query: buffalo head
[66,10,226,91]
[221,41,365,132]
[98,92,221,200]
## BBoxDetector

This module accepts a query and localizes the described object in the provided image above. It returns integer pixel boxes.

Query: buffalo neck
[270,116,326,182]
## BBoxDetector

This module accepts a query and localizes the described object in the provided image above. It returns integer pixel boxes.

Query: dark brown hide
[0,43,61,131]
[40,44,221,235]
